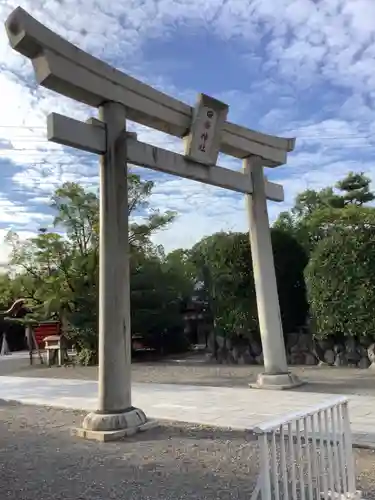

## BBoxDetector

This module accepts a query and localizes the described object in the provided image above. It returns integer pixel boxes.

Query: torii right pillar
[244,156,303,389]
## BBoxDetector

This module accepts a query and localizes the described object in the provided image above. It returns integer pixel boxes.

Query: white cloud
[149,176,283,251]
[0,0,375,258]
[0,194,50,225]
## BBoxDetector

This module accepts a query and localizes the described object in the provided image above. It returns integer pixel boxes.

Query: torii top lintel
[5,7,296,167]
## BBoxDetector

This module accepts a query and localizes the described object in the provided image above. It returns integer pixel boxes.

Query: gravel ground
[0,402,375,500]
[3,355,375,396]
[1,401,259,500]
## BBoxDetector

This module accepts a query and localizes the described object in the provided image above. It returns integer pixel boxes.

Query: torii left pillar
[76,102,153,441]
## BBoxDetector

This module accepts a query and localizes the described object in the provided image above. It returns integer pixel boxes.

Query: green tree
[0,273,18,308]
[272,228,309,334]
[305,226,375,340]
[189,230,308,349]
[292,187,339,218]
[5,229,74,317]
[5,176,177,363]
[131,253,192,353]
[274,172,375,254]
[273,211,296,234]
[164,248,196,285]
[190,232,257,342]
[336,171,375,206]
[52,179,175,255]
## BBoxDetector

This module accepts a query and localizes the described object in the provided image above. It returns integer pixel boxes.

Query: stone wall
[286,334,371,368]
[207,332,374,368]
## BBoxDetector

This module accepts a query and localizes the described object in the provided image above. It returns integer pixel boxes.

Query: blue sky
[0,0,375,263]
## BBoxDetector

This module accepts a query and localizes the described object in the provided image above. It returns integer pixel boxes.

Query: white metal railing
[251,396,361,500]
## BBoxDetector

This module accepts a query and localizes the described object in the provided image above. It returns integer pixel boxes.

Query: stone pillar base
[249,372,304,390]
[73,407,157,442]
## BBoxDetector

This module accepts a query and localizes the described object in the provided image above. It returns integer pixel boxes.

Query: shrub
[305,227,375,340]
[65,325,98,365]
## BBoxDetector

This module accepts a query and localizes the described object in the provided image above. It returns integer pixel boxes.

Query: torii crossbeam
[5,7,302,441]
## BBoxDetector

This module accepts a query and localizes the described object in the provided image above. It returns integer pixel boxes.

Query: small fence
[251,396,361,500]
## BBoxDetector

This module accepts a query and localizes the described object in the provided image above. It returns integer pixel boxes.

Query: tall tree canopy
[189,229,308,343]
[274,172,375,254]
[3,177,185,363]
[305,226,375,340]
[275,171,375,343]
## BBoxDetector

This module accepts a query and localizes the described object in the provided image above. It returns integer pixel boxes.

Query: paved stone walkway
[0,375,374,447]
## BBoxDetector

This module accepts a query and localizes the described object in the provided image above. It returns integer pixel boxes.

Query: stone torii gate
[5,7,302,441]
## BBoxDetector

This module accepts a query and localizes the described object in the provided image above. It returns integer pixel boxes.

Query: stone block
[250,341,262,357]
[324,349,335,365]
[334,352,348,367]
[304,353,317,366]
[297,334,312,352]
[249,372,304,390]
[241,351,255,365]
[358,357,370,369]
[286,332,299,350]
[368,343,375,365]
[73,419,157,442]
